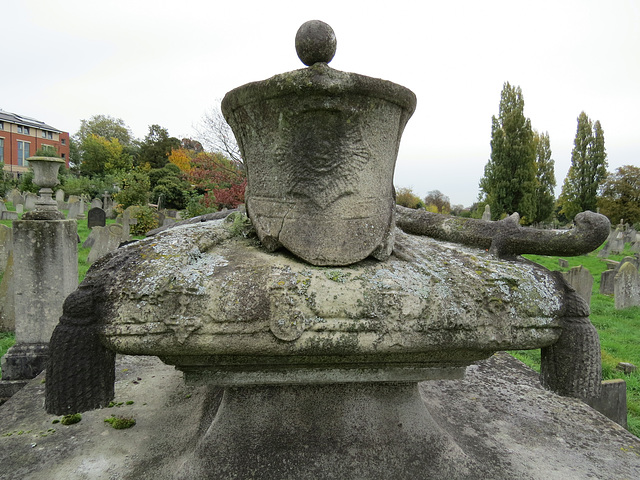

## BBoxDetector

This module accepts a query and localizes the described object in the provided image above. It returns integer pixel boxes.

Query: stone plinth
[0,219,77,380]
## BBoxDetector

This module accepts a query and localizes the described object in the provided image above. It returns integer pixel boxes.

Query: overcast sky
[4,0,639,207]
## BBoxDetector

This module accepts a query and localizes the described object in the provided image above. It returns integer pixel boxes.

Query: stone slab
[0,353,638,479]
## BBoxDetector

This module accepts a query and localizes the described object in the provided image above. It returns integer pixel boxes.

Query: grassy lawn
[513,246,640,437]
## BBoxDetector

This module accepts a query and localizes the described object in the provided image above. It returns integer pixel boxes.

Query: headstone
[482,205,491,221]
[0,251,15,331]
[11,191,23,207]
[610,230,625,255]
[121,206,138,240]
[91,198,103,210]
[563,265,594,305]
[614,262,640,309]
[0,224,13,272]
[165,209,179,219]
[157,210,166,227]
[55,189,65,202]
[67,201,81,219]
[0,200,6,214]
[600,269,616,295]
[88,224,124,264]
[558,259,569,268]
[87,207,107,229]
[77,198,86,218]
[1,211,19,220]
[15,204,24,214]
[24,193,38,211]
[162,217,177,228]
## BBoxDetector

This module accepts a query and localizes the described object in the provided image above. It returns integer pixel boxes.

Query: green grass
[513,245,640,437]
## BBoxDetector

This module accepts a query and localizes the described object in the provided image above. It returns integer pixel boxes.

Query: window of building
[0,121,4,130]
[61,138,66,145]
[17,140,30,166]
[0,138,4,163]
[42,130,46,138]
[61,153,66,159]
[17,126,22,133]
[24,127,30,135]
[48,131,53,139]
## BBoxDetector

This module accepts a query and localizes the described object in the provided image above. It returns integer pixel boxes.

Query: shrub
[129,205,159,235]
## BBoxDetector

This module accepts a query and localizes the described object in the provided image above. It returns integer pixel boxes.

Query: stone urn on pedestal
[45,21,610,479]
[0,155,77,384]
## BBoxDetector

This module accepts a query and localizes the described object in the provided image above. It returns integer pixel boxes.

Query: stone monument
[45,21,611,478]
[0,156,78,383]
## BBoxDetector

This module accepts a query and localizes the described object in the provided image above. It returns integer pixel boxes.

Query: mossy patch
[104,416,136,429]
[60,413,82,425]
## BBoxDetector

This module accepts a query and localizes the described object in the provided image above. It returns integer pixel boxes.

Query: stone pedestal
[176,382,476,479]
[0,219,77,381]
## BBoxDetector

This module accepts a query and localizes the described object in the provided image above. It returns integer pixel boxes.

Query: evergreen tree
[559,112,608,220]
[137,125,181,169]
[531,131,556,223]
[479,83,536,222]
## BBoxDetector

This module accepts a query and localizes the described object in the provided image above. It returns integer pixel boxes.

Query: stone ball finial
[295,20,337,66]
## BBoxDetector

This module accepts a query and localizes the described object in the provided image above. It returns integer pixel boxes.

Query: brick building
[0,109,70,178]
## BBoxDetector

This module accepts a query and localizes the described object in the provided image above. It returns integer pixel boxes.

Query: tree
[194,105,242,166]
[395,187,424,209]
[76,114,133,146]
[531,131,556,223]
[558,112,608,220]
[137,125,181,169]
[479,82,536,223]
[79,134,133,177]
[186,152,246,210]
[598,165,640,225]
[424,190,450,214]
[114,170,151,210]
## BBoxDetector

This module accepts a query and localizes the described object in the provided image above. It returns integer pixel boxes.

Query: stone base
[0,343,48,381]
[588,379,628,429]
[176,382,484,479]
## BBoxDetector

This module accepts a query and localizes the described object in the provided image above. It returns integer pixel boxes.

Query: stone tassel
[540,274,602,402]
[45,287,115,415]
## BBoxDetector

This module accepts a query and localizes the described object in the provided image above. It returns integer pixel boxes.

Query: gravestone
[67,200,81,219]
[55,189,65,203]
[15,204,24,214]
[121,206,138,240]
[563,265,593,305]
[87,207,106,229]
[77,198,86,218]
[162,217,176,228]
[0,224,12,272]
[87,224,124,264]
[91,198,103,209]
[1,211,18,220]
[482,204,491,221]
[614,261,640,309]
[11,191,23,207]
[610,230,625,254]
[600,269,616,295]
[24,193,38,211]
[558,258,569,268]
[0,200,6,214]
[0,251,15,331]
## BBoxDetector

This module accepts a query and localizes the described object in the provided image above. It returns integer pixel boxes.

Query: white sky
[3,0,639,207]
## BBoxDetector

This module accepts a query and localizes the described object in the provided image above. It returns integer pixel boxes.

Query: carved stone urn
[44,21,609,479]
[222,20,416,266]
[23,156,65,220]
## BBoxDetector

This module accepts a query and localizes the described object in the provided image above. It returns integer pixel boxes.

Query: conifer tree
[559,112,608,220]
[479,82,536,222]
[531,131,556,223]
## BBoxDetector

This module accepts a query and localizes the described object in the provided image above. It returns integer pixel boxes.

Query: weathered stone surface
[83,216,570,386]
[0,224,12,272]
[0,252,14,331]
[222,60,416,266]
[12,219,78,346]
[0,211,18,220]
[614,261,640,309]
[562,264,593,305]
[295,20,337,66]
[87,224,124,264]
[600,269,616,294]
[396,207,610,258]
[4,353,640,480]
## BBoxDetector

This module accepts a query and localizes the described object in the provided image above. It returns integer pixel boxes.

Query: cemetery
[0,20,639,480]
